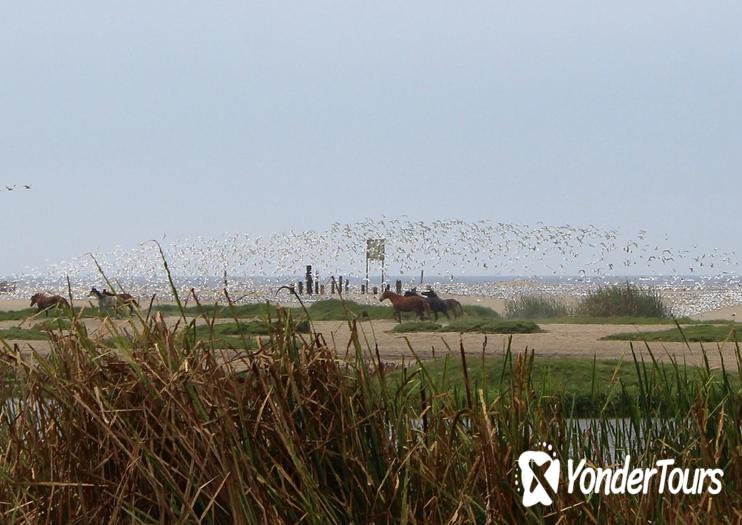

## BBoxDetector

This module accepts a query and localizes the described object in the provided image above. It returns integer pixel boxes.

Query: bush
[505,296,570,319]
[575,283,670,318]
[460,304,501,319]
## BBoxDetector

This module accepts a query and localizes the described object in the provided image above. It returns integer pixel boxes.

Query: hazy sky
[1,2,740,274]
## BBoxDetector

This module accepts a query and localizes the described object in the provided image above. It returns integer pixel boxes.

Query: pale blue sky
[1,2,740,274]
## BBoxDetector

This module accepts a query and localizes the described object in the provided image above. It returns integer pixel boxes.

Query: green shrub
[575,282,670,318]
[505,295,570,319]
[460,304,501,319]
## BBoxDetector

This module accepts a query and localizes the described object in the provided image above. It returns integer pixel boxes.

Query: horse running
[380,290,431,323]
[421,290,465,319]
[88,287,139,314]
[30,293,70,315]
[419,290,451,320]
[406,289,453,320]
[444,299,464,318]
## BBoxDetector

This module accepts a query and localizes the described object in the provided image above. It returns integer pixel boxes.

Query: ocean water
[2,273,740,317]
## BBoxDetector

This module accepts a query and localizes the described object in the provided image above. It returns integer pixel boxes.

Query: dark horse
[380,290,431,323]
[30,293,70,315]
[422,290,464,319]
[405,288,450,320]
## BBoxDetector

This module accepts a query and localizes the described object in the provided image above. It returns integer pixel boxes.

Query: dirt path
[312,320,737,370]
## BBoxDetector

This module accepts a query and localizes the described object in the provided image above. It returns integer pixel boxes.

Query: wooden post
[420,270,424,284]
[331,276,336,294]
[345,279,349,293]
[320,284,325,295]
[395,280,402,294]
[297,281,304,295]
[361,284,366,294]
[365,252,369,294]
[338,275,343,293]
[306,265,313,295]
[372,286,378,295]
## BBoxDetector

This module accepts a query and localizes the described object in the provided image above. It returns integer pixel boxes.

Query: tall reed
[576,282,670,318]
[505,295,570,319]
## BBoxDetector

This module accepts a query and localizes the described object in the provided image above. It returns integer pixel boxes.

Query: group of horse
[29,288,139,316]
[379,288,464,323]
[30,286,459,324]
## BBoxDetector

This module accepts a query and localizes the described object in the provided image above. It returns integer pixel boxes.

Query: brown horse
[379,290,431,323]
[30,293,70,315]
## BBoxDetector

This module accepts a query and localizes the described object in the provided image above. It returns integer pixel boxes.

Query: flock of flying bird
[3,217,741,316]
[0,184,31,192]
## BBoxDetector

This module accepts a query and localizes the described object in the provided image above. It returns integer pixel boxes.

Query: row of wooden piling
[291,266,407,296]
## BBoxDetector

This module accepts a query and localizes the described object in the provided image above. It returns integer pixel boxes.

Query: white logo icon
[516,443,560,507]
[515,441,723,508]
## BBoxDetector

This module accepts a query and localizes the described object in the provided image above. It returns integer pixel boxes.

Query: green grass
[390,353,740,417]
[182,319,310,350]
[0,306,143,321]
[192,319,310,338]
[505,295,570,319]
[0,327,49,340]
[0,308,39,321]
[603,323,742,342]
[153,301,288,319]
[154,299,416,321]
[0,307,83,321]
[32,319,73,331]
[391,319,540,334]
[441,319,540,333]
[0,319,74,341]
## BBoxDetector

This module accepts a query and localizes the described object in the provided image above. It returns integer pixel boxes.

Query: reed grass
[576,283,670,318]
[0,289,739,523]
[505,296,570,319]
